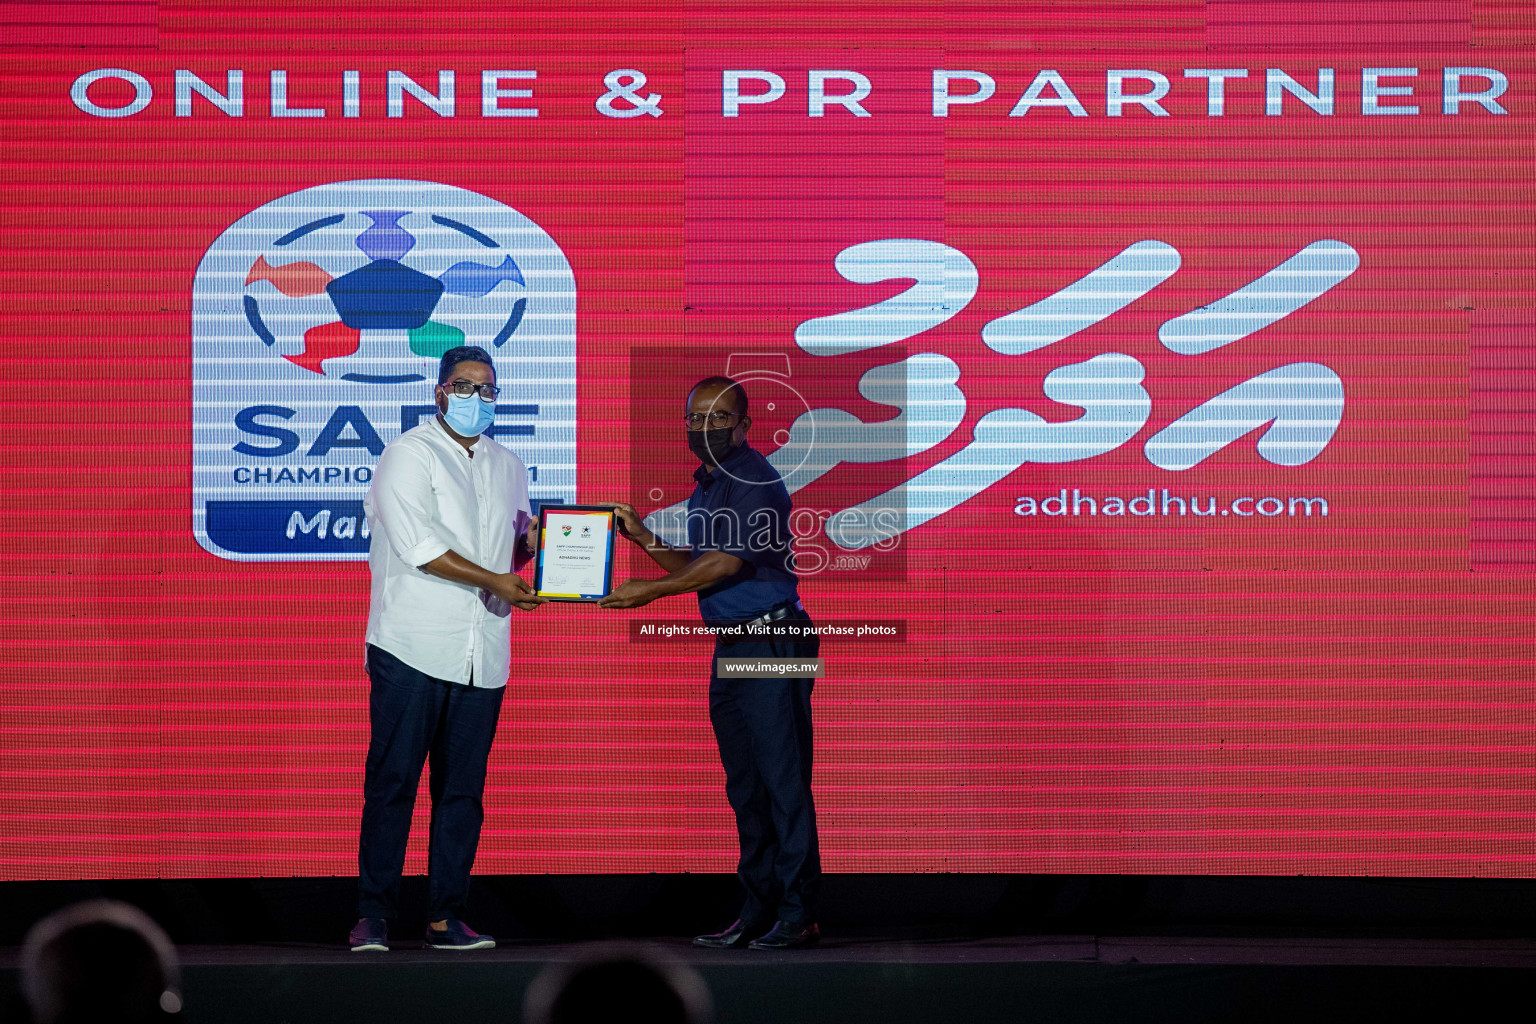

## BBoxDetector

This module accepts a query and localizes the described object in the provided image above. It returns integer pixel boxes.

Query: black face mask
[687,426,738,467]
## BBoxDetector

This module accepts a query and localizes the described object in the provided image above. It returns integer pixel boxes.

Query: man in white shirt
[348,346,544,953]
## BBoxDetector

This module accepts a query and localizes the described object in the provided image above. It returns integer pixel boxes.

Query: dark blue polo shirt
[687,441,799,625]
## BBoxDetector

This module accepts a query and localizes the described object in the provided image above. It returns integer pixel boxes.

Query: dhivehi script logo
[192,179,576,561]
[647,238,1357,552]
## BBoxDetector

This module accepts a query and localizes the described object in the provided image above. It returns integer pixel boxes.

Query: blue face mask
[442,392,497,437]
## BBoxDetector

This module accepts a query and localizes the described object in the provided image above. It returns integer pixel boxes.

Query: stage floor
[46,931,1535,967]
[4,934,1535,1023]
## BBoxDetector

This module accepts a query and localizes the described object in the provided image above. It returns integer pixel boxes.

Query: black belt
[712,600,806,642]
[738,600,804,628]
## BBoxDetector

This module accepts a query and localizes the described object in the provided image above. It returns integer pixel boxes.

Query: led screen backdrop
[2,0,1534,880]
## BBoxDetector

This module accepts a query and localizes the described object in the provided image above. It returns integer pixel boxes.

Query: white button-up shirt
[364,417,532,689]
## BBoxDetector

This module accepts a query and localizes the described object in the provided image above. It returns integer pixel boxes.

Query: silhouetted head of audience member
[20,900,182,1024]
[523,944,712,1024]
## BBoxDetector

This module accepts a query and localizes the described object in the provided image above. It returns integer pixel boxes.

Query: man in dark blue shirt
[600,376,821,950]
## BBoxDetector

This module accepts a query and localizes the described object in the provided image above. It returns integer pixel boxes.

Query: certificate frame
[534,504,617,602]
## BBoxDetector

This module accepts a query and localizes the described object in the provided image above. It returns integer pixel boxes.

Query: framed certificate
[534,504,617,601]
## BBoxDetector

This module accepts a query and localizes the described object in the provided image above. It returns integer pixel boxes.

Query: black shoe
[748,921,820,950]
[693,919,761,949]
[348,917,389,952]
[423,919,495,950]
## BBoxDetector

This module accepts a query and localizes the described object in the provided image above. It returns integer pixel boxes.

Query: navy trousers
[709,619,822,926]
[357,644,504,921]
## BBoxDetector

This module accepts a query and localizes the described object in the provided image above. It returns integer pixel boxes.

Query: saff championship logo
[192,179,576,561]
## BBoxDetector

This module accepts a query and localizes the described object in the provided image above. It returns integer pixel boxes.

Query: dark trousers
[357,644,504,921]
[709,620,821,926]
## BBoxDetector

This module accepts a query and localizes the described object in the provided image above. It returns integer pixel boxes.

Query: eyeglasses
[685,411,742,430]
[442,380,501,402]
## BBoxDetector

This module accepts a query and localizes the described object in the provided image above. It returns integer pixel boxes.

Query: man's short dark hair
[523,944,712,1024]
[690,376,748,417]
[438,346,495,385]
[21,900,182,1024]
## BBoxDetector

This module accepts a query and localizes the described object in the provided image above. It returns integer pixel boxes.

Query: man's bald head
[687,376,748,418]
